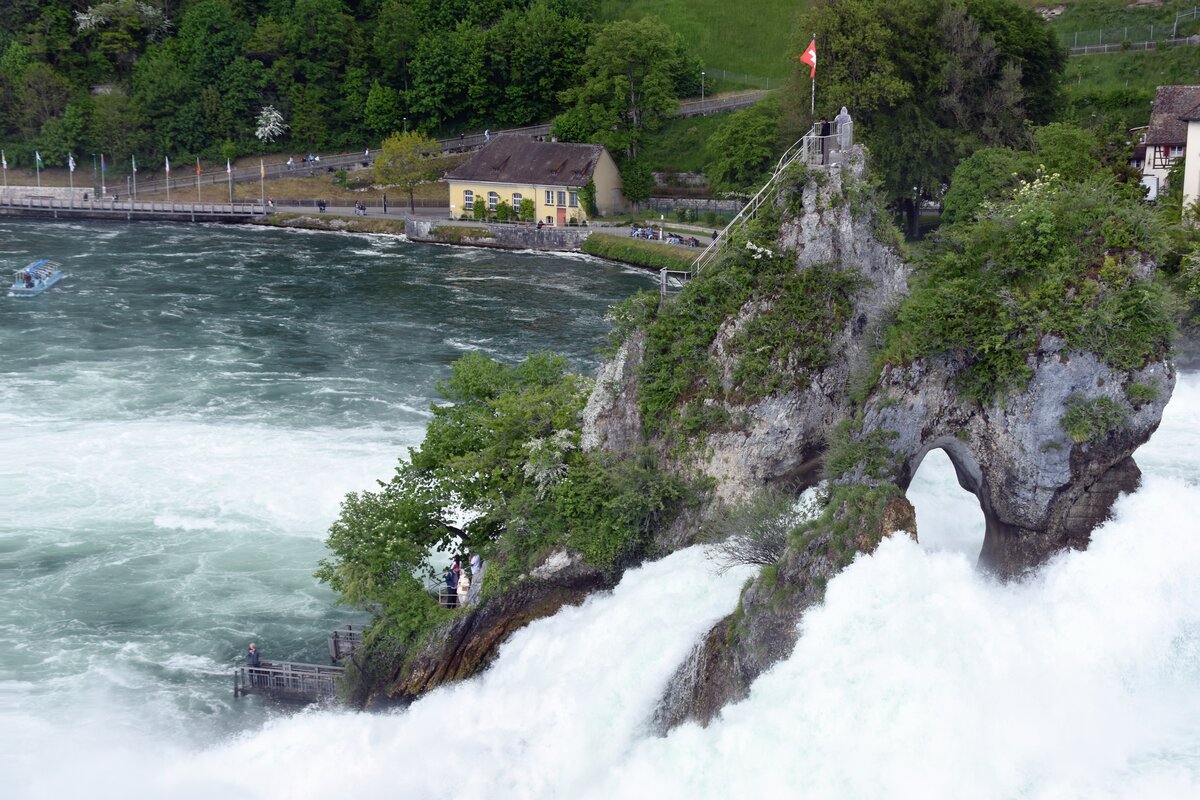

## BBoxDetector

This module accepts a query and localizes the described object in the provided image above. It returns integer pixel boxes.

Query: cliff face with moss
[343,146,1174,720]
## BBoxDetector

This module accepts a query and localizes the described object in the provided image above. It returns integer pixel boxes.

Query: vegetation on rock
[317,351,685,647]
[883,173,1173,404]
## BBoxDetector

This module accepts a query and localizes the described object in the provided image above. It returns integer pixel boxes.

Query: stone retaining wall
[403,216,593,251]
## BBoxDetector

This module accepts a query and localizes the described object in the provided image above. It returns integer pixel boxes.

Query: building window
[463,190,474,207]
[512,192,522,209]
[545,190,553,205]
[556,191,566,206]
[1169,145,1184,159]
[568,192,579,208]
[487,191,499,211]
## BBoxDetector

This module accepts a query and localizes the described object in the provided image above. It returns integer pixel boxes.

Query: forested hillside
[0,0,699,167]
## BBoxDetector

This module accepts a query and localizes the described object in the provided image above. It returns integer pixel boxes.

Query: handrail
[234,659,344,700]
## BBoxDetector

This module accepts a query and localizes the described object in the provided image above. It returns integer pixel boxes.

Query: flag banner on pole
[68,155,75,173]
[100,154,106,174]
[260,159,265,178]
[132,155,137,172]
[227,159,232,174]
[165,156,170,174]
[35,152,43,169]
[800,39,817,79]
[196,158,201,176]
[1,151,6,169]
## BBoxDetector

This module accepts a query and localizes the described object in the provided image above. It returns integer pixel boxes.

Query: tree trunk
[409,188,415,213]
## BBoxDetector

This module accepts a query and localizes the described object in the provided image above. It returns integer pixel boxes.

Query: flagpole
[196,157,201,203]
[100,154,106,197]
[68,155,74,201]
[132,155,137,201]
[227,160,233,208]
[166,157,171,204]
[259,159,265,211]
[810,32,816,129]
[35,153,41,188]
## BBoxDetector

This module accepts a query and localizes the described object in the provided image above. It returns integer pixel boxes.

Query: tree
[254,104,287,144]
[705,98,782,194]
[619,159,653,206]
[796,0,1066,237]
[364,80,403,138]
[374,130,439,212]
[940,146,1036,226]
[558,17,688,158]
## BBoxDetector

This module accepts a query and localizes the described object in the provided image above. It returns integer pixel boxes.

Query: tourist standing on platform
[444,565,458,608]
[456,569,471,607]
[246,642,261,685]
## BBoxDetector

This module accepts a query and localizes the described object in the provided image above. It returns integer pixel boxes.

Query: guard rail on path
[0,193,264,221]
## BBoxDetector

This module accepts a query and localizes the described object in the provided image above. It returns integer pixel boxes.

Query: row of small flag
[0,150,264,177]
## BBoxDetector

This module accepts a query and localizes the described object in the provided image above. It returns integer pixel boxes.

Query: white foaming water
[8,374,1199,798]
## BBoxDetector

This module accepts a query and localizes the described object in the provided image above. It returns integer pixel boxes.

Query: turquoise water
[0,220,654,758]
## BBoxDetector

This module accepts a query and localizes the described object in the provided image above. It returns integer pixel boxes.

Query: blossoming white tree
[255,105,288,144]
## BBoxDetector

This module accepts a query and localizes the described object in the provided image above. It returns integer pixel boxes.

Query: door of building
[556,207,566,226]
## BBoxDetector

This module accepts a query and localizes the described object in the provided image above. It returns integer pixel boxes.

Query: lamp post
[91,154,98,198]
[701,71,706,108]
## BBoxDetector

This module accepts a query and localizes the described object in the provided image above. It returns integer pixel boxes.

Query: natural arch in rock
[903,445,987,561]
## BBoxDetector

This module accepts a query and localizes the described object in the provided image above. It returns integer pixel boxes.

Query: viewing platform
[234,660,345,703]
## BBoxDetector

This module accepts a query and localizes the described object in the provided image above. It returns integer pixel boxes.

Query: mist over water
[5,220,1199,798]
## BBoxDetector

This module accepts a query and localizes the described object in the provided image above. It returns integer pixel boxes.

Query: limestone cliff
[625,151,1176,729]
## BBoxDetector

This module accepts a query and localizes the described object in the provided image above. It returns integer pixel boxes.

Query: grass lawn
[600,0,805,80]
[1023,0,1200,36]
[1063,45,1200,124]
[638,113,730,173]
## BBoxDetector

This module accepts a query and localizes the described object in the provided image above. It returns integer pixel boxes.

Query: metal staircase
[659,121,852,301]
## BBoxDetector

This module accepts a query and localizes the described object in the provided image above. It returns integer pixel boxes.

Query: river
[4,220,1198,798]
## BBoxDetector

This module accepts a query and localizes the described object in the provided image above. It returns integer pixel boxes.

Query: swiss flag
[800,39,817,79]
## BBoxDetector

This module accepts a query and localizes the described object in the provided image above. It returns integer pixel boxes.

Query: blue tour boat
[8,260,66,296]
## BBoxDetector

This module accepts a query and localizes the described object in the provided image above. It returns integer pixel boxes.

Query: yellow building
[445,135,625,225]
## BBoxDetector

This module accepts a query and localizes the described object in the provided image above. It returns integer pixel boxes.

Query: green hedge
[583,233,697,271]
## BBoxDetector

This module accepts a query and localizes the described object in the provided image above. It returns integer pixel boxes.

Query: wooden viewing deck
[234,660,345,702]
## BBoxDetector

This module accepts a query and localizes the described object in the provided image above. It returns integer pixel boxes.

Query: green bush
[1126,382,1158,407]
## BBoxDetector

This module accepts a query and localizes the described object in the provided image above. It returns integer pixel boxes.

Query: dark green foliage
[796,0,1066,228]
[883,174,1173,405]
[619,159,654,205]
[605,289,660,352]
[1061,394,1127,444]
[704,98,782,193]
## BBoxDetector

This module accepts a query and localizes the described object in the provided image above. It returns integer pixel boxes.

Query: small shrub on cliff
[1060,394,1128,444]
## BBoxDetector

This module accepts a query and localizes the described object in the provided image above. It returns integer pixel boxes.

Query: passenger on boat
[24,273,34,288]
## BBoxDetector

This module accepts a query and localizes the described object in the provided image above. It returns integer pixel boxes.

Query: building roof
[1145,85,1200,145]
[445,136,607,188]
